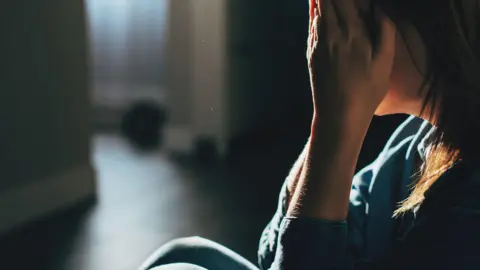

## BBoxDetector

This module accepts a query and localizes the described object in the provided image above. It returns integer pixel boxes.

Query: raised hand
[307,0,396,120]
[286,1,397,221]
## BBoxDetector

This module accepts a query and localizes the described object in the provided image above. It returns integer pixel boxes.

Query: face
[374,22,429,116]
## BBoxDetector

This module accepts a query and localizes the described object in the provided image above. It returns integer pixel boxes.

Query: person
[139,0,480,269]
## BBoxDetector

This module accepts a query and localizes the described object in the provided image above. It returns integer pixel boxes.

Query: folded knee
[140,237,208,270]
[150,263,207,270]
[163,236,206,249]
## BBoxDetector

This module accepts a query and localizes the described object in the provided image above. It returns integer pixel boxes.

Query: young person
[140,0,480,269]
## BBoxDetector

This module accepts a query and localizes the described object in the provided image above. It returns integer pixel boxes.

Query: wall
[164,0,228,154]
[164,0,312,155]
[191,0,228,154]
[0,1,96,234]
[226,0,312,141]
[162,0,196,153]
[86,0,168,126]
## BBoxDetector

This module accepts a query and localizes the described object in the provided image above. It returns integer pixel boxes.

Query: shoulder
[352,117,426,204]
[381,116,428,158]
[362,116,426,176]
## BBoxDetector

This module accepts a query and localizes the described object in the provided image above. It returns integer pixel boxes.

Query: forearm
[258,141,310,270]
[285,137,311,205]
[287,113,372,221]
[266,115,371,270]
[257,137,313,270]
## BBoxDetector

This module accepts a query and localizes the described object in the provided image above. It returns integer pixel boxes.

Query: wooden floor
[0,115,405,270]
[0,133,303,270]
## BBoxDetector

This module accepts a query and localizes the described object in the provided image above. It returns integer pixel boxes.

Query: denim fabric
[140,237,258,270]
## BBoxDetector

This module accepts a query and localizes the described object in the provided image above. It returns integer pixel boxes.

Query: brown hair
[378,0,480,215]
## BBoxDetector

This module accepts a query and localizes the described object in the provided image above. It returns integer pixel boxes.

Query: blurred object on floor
[121,100,168,151]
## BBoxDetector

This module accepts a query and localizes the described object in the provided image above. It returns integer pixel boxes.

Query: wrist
[309,110,373,165]
[290,113,371,220]
[311,110,372,140]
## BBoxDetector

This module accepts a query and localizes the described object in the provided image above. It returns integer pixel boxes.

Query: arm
[274,119,370,269]
[267,0,396,268]
[258,139,310,270]
[258,137,376,270]
[286,138,311,204]
[270,204,480,270]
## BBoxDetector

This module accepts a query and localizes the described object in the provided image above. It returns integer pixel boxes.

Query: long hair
[375,0,480,214]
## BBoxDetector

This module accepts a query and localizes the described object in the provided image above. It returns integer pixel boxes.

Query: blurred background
[0,1,407,269]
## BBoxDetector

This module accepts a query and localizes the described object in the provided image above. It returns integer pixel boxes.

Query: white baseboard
[0,163,97,235]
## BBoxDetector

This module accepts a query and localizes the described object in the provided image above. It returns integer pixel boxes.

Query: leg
[139,237,259,270]
[150,263,207,270]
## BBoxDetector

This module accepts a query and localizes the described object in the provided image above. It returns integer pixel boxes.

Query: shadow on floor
[0,199,96,269]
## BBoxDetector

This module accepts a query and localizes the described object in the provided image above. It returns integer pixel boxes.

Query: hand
[307,0,396,120]
[285,1,396,220]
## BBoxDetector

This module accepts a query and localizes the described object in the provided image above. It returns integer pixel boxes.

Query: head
[372,0,480,213]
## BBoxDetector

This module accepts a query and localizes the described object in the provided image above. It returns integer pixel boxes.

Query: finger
[310,7,316,36]
[315,0,322,13]
[312,7,321,44]
[307,32,313,60]
[309,0,319,29]
[374,9,396,65]
[332,0,364,38]
[320,0,341,40]
[308,9,320,58]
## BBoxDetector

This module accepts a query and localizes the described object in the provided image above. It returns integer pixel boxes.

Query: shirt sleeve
[268,176,480,270]
[268,207,480,270]
[258,164,376,270]
[258,180,289,270]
